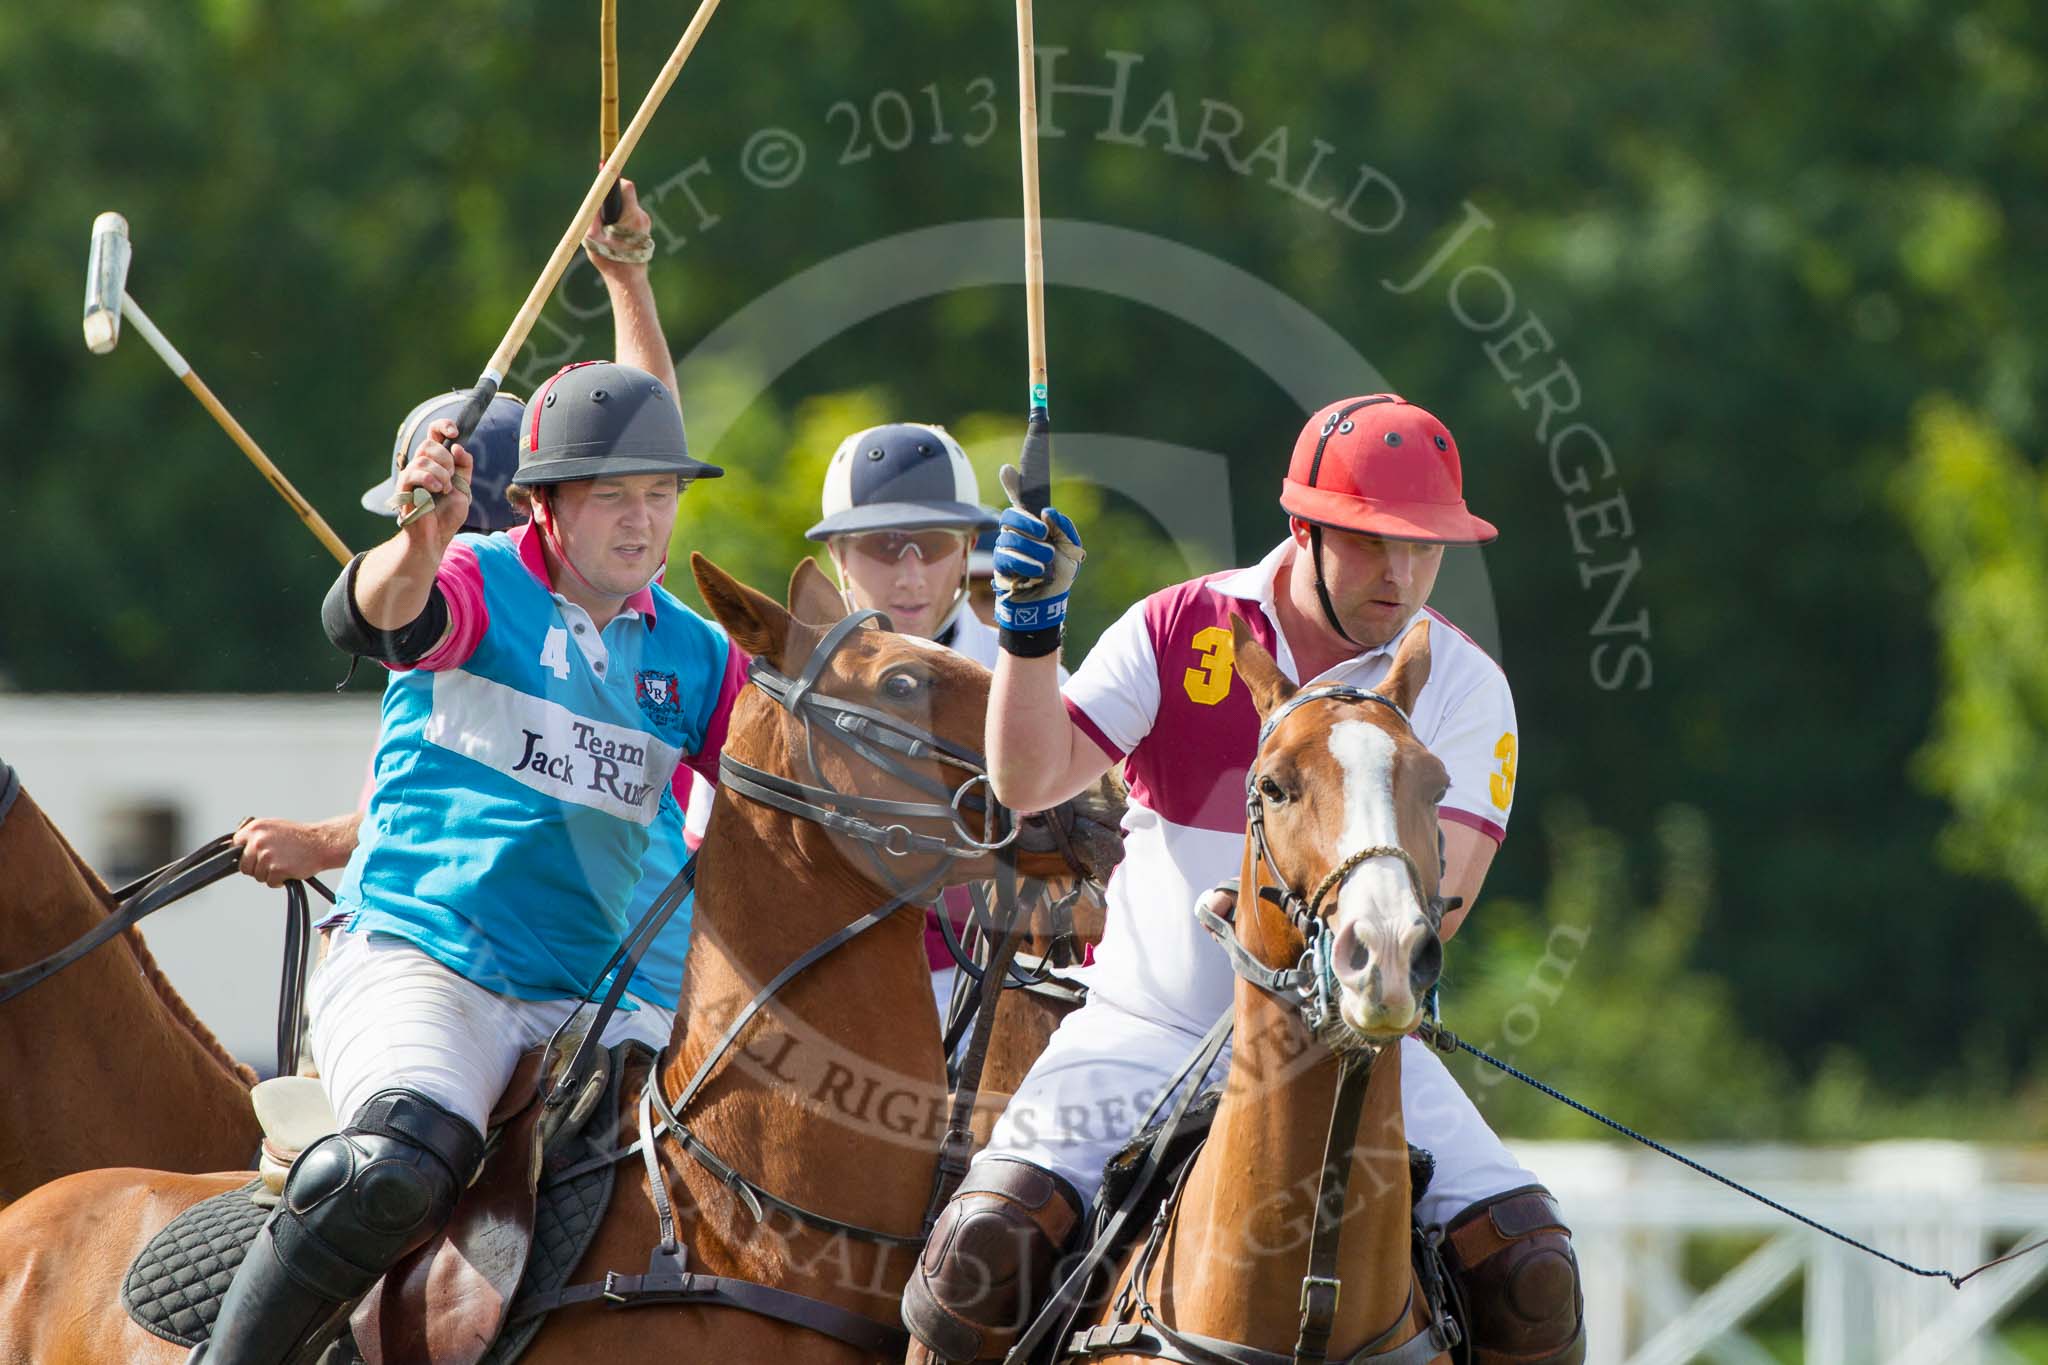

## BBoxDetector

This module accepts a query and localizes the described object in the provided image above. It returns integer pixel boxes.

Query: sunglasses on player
[840,529,971,564]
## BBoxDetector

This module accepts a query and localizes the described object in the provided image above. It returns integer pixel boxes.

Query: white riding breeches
[973,994,1538,1229]
[309,928,675,1134]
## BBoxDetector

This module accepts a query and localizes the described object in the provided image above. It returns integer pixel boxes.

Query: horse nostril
[1331,921,1370,981]
[1410,930,1443,993]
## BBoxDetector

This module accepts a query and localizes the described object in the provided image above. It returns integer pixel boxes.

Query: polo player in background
[904,396,1586,1364]
[188,355,741,1364]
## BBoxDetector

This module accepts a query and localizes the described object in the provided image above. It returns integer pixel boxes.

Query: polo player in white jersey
[803,421,1085,1024]
[903,396,1585,1365]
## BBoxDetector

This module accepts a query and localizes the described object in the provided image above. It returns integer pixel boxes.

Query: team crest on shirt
[636,670,682,728]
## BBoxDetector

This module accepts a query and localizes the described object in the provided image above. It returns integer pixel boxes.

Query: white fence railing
[1511,1141,2048,1364]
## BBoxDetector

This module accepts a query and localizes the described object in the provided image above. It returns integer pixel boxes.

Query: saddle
[125,1041,648,1365]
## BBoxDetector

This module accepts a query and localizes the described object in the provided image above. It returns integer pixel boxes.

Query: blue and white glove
[993,463,1085,658]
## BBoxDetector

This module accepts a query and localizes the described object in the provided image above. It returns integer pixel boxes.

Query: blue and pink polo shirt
[337,523,746,1005]
[1060,539,1519,1037]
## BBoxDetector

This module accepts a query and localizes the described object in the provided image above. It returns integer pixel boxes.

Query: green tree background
[2,0,2045,1144]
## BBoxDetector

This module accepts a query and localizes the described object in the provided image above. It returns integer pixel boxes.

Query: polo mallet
[599,0,624,225]
[1014,0,1052,516]
[400,0,725,528]
[82,212,353,565]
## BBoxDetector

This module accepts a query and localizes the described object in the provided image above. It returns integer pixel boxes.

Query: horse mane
[41,807,259,1089]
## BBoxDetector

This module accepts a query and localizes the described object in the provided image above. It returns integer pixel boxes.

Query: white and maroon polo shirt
[1062,539,1519,1036]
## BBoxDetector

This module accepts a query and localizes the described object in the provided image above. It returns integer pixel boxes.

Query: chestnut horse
[785,555,1109,1150]
[0,761,257,1211]
[0,554,1119,1365]
[1049,619,1460,1365]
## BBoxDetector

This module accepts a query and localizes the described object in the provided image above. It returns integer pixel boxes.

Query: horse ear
[787,556,848,627]
[1375,619,1433,716]
[693,552,815,670]
[1229,613,1297,720]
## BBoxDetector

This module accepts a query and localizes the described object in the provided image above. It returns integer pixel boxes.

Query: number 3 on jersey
[1490,732,1518,809]
[1183,626,1235,705]
[539,627,572,680]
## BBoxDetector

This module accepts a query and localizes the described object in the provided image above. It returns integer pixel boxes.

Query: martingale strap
[640,863,949,1248]
[923,847,1025,1234]
[1295,1058,1374,1363]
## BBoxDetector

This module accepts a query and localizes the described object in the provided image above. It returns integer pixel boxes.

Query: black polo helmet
[515,361,724,487]
[362,388,528,533]
[805,422,998,541]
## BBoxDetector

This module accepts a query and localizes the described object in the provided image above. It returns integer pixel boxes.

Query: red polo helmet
[1280,395,1497,544]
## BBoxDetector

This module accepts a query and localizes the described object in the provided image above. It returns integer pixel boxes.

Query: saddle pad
[123,1180,273,1348]
[475,1043,644,1365]
[119,1043,642,1362]
[477,1144,619,1365]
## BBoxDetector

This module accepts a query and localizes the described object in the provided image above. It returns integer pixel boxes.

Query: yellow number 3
[1183,626,1235,705]
[1490,732,1518,809]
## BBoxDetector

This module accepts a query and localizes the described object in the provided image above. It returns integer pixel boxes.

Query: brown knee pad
[902,1158,1085,1362]
[1442,1185,1586,1365]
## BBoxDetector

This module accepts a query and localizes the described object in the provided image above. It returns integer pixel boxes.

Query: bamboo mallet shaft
[124,294,352,565]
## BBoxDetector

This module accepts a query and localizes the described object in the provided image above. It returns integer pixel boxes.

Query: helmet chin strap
[533,493,667,604]
[1307,524,1364,650]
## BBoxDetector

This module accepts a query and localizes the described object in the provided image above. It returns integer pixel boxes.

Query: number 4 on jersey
[539,627,572,680]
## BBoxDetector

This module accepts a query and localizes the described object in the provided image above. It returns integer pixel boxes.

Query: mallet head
[83,211,132,355]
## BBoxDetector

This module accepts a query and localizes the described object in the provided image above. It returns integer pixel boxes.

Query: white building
[2,694,379,1067]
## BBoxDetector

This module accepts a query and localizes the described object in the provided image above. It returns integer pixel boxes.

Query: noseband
[1203,684,1458,1036]
[718,609,1019,874]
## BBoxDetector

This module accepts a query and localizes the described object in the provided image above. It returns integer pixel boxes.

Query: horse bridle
[1199,684,1459,1038]
[717,609,1019,877]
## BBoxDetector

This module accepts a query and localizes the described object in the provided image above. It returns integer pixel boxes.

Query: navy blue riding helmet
[805,423,1000,540]
[361,389,530,534]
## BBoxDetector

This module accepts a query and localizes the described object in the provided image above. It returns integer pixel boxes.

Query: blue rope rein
[1416,1021,2048,1291]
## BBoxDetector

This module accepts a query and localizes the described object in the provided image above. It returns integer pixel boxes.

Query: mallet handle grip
[123,294,352,564]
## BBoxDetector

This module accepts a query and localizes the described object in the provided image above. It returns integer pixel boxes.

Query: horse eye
[1258,776,1288,804]
[882,673,921,700]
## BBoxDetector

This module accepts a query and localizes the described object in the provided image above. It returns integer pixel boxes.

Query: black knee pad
[270,1088,485,1300]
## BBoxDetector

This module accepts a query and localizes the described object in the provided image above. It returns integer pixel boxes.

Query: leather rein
[1057,684,1463,1365]
[0,788,324,1081]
